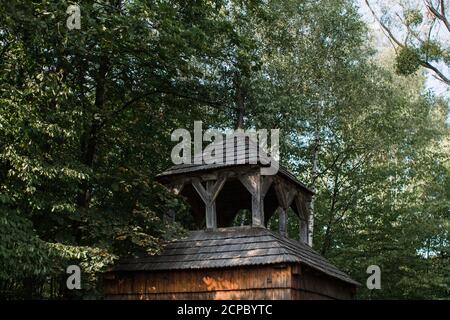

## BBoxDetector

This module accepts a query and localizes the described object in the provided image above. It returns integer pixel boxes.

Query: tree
[309,51,449,299]
[365,0,450,85]
[1,0,448,300]
[0,0,222,298]
[226,0,450,298]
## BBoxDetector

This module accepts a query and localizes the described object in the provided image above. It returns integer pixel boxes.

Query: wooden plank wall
[290,265,355,300]
[104,264,292,300]
[104,264,355,300]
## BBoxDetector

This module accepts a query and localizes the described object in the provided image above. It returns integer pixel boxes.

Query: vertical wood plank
[279,207,287,237]
[295,194,309,244]
[299,219,308,243]
[206,180,217,229]
[252,174,262,227]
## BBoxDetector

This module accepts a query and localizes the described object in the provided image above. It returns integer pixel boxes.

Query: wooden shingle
[157,139,314,195]
[114,226,359,286]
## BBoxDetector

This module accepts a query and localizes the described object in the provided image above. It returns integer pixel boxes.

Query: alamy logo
[66,265,81,290]
[366,265,381,290]
[171,121,280,175]
[66,5,81,30]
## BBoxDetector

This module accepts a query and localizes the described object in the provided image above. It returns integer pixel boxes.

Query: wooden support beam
[209,176,226,202]
[294,193,310,245]
[278,207,287,237]
[261,176,273,197]
[286,189,297,208]
[191,176,227,229]
[274,178,298,238]
[274,180,286,208]
[239,173,265,227]
[192,178,209,204]
[252,175,262,227]
[206,180,217,229]
[258,176,272,228]
[274,178,297,208]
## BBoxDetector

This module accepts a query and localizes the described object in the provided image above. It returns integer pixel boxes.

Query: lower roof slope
[114,226,359,286]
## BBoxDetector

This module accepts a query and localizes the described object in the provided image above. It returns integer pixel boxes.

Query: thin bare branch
[366,0,450,85]
[419,60,450,84]
[425,0,450,32]
[365,0,405,48]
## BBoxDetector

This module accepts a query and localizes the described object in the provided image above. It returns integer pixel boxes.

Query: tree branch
[366,0,450,85]
[98,88,224,131]
[419,60,450,84]
[365,0,405,48]
[425,0,450,32]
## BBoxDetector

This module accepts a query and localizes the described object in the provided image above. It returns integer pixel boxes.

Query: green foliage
[404,10,422,27]
[395,47,420,75]
[308,55,450,299]
[0,211,54,280]
[0,0,448,300]
[371,1,449,83]
[420,41,444,62]
[0,0,200,298]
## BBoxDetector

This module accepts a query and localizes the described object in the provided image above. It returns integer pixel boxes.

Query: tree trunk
[309,135,320,247]
[233,71,245,129]
[74,55,110,245]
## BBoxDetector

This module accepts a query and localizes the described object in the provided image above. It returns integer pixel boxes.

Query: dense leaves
[0,0,448,299]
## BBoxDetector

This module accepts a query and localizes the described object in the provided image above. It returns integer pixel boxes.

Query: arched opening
[215,178,252,227]
[232,209,251,226]
[263,184,279,226]
[179,183,205,230]
[266,207,299,237]
[263,183,304,239]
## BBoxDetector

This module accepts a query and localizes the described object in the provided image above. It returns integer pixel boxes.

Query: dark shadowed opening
[180,183,205,229]
[215,178,252,227]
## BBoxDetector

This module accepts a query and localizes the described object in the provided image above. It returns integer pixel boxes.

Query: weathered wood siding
[105,264,291,300]
[290,265,355,300]
[104,263,355,300]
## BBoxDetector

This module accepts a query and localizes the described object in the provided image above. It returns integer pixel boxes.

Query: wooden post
[299,218,308,243]
[192,176,226,229]
[252,175,262,226]
[294,193,309,245]
[239,173,271,227]
[206,180,217,228]
[278,207,287,237]
[274,179,296,238]
[260,176,272,227]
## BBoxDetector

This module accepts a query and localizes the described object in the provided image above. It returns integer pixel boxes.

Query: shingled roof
[113,226,359,286]
[157,139,314,194]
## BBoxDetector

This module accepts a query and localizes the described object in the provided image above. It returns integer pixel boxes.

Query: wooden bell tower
[157,137,314,245]
[159,161,314,245]
[104,139,359,299]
